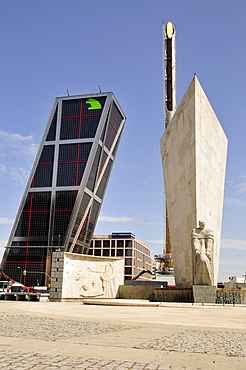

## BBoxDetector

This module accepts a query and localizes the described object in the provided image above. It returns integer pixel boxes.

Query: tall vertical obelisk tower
[162,21,177,262]
[160,23,228,288]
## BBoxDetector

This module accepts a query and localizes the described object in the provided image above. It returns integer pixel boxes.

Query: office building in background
[90,233,152,280]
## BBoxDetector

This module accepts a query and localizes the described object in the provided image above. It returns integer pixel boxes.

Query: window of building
[111,249,115,257]
[111,240,115,248]
[103,249,109,256]
[125,267,132,275]
[125,258,132,266]
[95,240,101,248]
[125,248,132,256]
[125,240,132,248]
[103,240,110,248]
[117,249,123,257]
[94,249,101,256]
[117,240,123,248]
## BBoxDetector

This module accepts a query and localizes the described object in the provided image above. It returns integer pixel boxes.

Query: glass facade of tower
[1,93,126,287]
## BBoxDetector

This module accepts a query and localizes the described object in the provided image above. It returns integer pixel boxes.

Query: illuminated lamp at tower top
[163,21,177,128]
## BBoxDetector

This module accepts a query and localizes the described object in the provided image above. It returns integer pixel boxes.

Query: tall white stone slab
[50,252,124,300]
[160,76,227,288]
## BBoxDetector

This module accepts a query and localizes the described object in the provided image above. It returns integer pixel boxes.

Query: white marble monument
[50,252,124,300]
[160,75,228,288]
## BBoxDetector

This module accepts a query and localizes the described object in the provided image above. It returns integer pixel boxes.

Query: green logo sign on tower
[86,98,102,110]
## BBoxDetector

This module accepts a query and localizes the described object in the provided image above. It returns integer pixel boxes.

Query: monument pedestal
[192,285,216,304]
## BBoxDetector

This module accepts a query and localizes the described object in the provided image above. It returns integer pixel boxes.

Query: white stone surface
[160,76,228,288]
[62,253,124,298]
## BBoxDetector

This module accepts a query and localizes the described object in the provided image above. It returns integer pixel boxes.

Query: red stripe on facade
[106,111,119,148]
[27,194,33,238]
[58,160,87,164]
[5,261,45,264]
[38,162,53,165]
[109,120,118,133]
[61,114,101,119]
[22,210,50,213]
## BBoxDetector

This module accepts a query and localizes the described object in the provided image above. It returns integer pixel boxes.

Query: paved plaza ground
[0,300,245,369]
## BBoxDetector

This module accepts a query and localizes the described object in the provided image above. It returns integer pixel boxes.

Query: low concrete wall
[124,281,167,287]
[118,285,158,300]
[118,286,195,302]
[154,288,193,302]
[216,289,246,305]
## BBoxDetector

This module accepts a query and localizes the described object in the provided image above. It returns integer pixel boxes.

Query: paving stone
[0,314,139,342]
[134,329,246,357]
[0,310,243,370]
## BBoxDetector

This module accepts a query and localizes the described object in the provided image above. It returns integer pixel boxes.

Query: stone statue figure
[100,262,117,298]
[191,221,214,285]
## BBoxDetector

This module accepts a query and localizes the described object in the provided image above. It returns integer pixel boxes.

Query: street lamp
[17,266,22,284]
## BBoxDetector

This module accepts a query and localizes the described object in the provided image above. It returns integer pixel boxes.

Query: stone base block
[192,285,216,303]
[153,288,192,302]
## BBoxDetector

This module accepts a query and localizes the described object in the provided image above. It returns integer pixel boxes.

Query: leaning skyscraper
[1,92,126,287]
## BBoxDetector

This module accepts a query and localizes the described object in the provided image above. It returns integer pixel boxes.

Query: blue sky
[0,0,245,282]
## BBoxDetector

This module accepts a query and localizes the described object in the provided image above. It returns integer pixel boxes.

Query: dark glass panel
[31,145,55,188]
[52,191,77,245]
[60,97,106,140]
[15,192,51,238]
[55,191,78,210]
[57,143,92,187]
[125,267,132,275]
[104,102,123,151]
[73,245,83,254]
[94,155,113,200]
[4,247,47,286]
[46,106,57,141]
[125,240,132,248]
[76,210,90,244]
[125,248,132,256]
[31,164,53,188]
[86,146,102,192]
[117,240,123,248]
[125,258,132,266]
